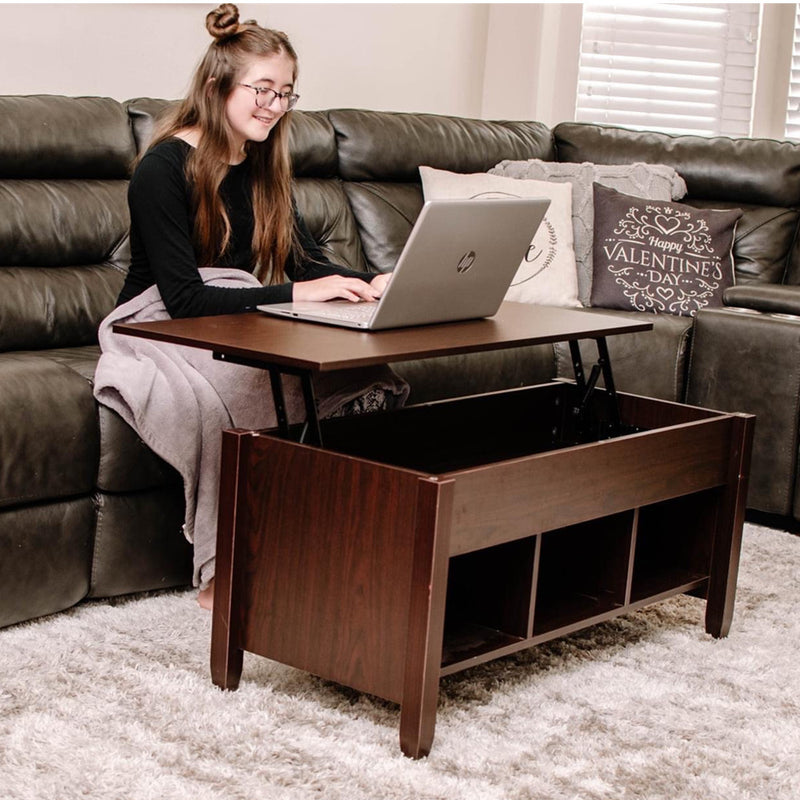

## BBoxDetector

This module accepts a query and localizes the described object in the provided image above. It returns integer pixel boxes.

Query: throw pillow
[418,166,580,308]
[489,159,688,305]
[591,183,742,317]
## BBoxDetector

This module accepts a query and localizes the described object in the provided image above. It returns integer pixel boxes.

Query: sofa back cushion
[330,110,555,272]
[289,111,368,272]
[123,103,556,277]
[0,96,134,351]
[553,122,800,287]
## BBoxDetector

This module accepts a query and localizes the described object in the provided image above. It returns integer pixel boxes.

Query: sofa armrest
[723,285,800,316]
[687,306,800,518]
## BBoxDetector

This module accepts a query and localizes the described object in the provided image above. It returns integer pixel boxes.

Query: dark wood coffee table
[115,302,753,758]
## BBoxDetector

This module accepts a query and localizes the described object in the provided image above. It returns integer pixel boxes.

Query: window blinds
[576,3,760,136]
[785,4,800,139]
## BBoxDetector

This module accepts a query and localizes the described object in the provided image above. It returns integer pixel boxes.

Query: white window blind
[576,3,760,137]
[785,4,800,139]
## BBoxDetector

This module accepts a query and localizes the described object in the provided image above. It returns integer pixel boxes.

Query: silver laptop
[258,197,550,331]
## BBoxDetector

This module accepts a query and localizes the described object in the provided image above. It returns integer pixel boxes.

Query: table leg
[568,339,587,392]
[569,337,624,439]
[269,368,323,445]
[210,430,248,690]
[268,369,290,440]
[595,337,622,435]
[705,413,754,637]
[399,478,454,758]
[213,353,321,444]
[299,372,322,446]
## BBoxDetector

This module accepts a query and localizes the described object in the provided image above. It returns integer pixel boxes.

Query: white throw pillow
[418,165,581,308]
[489,159,688,306]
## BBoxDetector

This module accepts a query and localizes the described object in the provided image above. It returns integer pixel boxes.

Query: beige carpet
[1,523,799,800]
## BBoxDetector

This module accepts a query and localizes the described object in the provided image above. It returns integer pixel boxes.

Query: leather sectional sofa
[2,94,800,629]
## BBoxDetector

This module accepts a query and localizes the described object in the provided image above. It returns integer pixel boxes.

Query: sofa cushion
[331,109,555,182]
[394,345,557,405]
[97,406,184,493]
[555,308,694,402]
[343,182,425,273]
[685,200,800,285]
[0,180,129,267]
[288,111,340,178]
[0,177,129,350]
[125,97,174,155]
[591,184,742,317]
[418,166,580,308]
[489,158,687,305]
[0,95,135,179]
[687,307,800,516]
[34,345,183,493]
[90,488,191,598]
[553,121,800,208]
[0,497,95,628]
[0,96,131,355]
[0,265,125,351]
[0,353,99,507]
[293,177,368,272]
[125,101,341,180]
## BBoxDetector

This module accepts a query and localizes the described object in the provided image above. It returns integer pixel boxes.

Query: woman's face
[225,52,296,154]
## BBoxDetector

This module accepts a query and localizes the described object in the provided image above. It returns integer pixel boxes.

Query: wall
[753,3,795,139]
[482,3,582,126]
[0,3,793,137]
[0,3,492,117]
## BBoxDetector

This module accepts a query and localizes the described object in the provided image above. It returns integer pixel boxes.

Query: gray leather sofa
[2,94,800,629]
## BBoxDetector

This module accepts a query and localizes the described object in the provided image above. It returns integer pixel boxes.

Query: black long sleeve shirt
[117,137,371,317]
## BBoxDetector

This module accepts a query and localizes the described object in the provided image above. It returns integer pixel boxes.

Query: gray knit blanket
[93,268,409,588]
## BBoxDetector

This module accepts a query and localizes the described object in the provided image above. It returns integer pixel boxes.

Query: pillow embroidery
[418,166,580,308]
[591,183,742,316]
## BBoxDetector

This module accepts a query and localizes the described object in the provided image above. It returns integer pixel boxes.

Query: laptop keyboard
[317,302,378,323]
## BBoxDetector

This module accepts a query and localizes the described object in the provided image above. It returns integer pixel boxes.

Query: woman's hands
[369,272,392,295]
[292,273,392,303]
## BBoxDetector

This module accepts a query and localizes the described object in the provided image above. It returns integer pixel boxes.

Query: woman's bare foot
[197,579,214,611]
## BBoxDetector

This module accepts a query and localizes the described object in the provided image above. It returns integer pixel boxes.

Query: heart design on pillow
[656,286,674,300]
[655,215,681,235]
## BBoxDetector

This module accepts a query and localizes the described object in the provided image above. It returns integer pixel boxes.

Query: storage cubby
[532,513,634,635]
[630,491,718,602]
[441,537,537,670]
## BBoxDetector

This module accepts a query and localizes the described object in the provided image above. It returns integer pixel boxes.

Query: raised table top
[113,301,653,372]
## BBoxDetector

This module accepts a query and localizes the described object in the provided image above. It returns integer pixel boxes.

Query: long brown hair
[148,4,299,284]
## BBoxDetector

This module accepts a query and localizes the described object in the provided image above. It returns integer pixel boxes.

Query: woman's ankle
[197,579,214,610]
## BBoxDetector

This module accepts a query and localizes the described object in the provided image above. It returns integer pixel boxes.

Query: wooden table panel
[113,302,652,372]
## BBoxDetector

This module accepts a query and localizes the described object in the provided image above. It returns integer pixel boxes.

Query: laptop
[258,197,550,331]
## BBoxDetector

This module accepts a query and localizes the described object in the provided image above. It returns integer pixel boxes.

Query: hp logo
[456,251,476,274]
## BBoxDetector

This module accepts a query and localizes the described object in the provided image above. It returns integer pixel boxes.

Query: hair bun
[206,3,240,40]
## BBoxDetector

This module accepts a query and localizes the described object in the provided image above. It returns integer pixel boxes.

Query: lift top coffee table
[115,302,753,759]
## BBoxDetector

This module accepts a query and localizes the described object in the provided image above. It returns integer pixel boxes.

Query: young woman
[118,3,391,315]
[108,4,405,610]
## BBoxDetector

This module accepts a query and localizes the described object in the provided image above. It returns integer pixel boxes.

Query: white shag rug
[1,523,799,800]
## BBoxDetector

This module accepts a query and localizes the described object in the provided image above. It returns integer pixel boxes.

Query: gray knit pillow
[489,159,687,305]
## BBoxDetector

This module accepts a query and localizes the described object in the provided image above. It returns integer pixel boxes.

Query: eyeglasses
[238,83,299,111]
